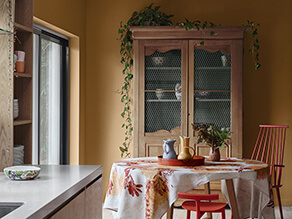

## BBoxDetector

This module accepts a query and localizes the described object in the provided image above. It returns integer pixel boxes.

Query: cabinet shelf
[146,67,181,70]
[145,90,180,92]
[195,67,231,70]
[14,120,32,126]
[195,98,230,102]
[147,99,181,102]
[14,72,32,78]
[195,90,230,93]
[14,22,33,33]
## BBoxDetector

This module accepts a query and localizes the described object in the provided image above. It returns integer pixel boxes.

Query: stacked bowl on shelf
[14,99,19,119]
[13,145,24,165]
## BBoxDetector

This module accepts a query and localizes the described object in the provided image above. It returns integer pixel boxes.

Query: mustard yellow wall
[85,0,292,204]
[34,0,292,205]
[34,0,86,164]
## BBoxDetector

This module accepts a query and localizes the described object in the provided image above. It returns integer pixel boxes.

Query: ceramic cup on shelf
[155,89,165,100]
[15,61,25,73]
[15,51,25,62]
[221,55,227,67]
[15,51,25,73]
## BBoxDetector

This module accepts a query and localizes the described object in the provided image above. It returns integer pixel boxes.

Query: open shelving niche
[13,0,33,164]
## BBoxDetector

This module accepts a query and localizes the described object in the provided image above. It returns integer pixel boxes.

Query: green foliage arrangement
[118,3,260,158]
[192,124,231,152]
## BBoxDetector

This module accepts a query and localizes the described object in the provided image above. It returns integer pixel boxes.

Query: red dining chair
[251,125,288,219]
[177,192,227,219]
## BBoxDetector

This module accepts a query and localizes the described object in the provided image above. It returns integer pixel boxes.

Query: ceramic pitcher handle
[185,146,196,158]
[163,144,167,153]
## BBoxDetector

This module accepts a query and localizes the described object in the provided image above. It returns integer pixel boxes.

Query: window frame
[33,24,69,164]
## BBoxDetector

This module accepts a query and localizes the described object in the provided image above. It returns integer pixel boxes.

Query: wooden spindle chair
[251,125,288,219]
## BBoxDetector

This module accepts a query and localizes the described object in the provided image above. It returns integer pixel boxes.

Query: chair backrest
[251,125,288,186]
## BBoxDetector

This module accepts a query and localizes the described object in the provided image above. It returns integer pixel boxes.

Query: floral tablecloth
[104,157,274,219]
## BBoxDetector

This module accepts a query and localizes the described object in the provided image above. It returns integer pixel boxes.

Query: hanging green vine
[118,4,174,158]
[247,20,261,70]
[118,3,261,158]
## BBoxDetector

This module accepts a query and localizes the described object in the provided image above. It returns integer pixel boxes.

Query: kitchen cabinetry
[13,0,33,164]
[0,0,14,170]
[131,26,246,159]
[51,176,103,219]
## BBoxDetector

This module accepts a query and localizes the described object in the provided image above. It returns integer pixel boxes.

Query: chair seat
[182,201,227,212]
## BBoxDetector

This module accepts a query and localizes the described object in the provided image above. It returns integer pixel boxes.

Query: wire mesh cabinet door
[133,40,188,157]
[188,40,243,158]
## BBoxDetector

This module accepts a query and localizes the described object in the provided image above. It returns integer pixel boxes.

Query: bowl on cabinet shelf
[151,57,168,67]
[194,91,210,99]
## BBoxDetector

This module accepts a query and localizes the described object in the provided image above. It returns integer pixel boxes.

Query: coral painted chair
[251,125,288,219]
[177,192,227,219]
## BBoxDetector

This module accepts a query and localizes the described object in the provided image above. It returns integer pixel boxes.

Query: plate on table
[158,156,205,166]
[4,166,41,180]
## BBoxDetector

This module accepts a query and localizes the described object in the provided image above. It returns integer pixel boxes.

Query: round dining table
[104,157,274,219]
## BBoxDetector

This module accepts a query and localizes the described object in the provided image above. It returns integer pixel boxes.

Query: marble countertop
[0,165,103,219]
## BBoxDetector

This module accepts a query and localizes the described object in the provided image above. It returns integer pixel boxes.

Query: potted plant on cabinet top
[192,124,231,161]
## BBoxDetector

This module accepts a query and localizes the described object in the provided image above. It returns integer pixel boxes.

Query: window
[33,24,69,165]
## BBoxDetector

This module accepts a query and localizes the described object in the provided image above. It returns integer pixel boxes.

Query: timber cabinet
[50,176,103,219]
[131,26,247,159]
[0,0,14,170]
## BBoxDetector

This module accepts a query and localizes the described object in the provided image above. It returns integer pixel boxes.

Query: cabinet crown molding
[130,26,248,40]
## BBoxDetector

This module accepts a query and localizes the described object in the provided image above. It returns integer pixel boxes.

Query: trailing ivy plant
[247,20,261,70]
[118,3,261,158]
[118,4,174,158]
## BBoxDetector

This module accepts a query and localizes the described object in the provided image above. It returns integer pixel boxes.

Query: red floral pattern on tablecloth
[145,171,170,219]
[106,168,124,196]
[124,168,143,197]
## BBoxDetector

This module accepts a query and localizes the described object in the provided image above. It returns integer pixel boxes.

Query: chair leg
[187,210,191,219]
[221,208,226,219]
[196,211,202,219]
[275,187,284,219]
